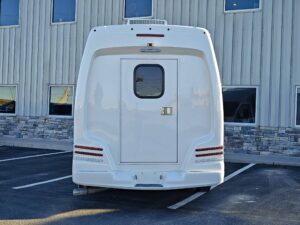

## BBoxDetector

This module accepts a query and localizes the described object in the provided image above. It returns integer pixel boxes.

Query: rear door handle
[161,107,173,115]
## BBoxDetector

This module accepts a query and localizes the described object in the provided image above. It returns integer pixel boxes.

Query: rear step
[135,184,163,188]
[73,186,107,196]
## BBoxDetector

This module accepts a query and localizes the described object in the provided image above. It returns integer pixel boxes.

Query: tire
[195,186,211,192]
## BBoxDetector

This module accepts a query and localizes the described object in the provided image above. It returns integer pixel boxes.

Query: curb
[0,137,73,152]
[225,152,300,167]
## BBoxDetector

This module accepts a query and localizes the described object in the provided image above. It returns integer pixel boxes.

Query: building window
[223,87,257,124]
[296,87,300,126]
[49,85,74,116]
[224,0,261,12]
[52,0,76,23]
[124,0,152,18]
[134,64,164,99]
[0,0,19,26]
[0,86,16,114]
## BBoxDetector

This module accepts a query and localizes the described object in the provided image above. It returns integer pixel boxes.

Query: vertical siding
[279,0,293,127]
[156,0,165,19]
[181,0,189,25]
[0,30,3,84]
[269,0,282,127]
[190,0,199,27]
[0,0,298,128]
[290,0,300,127]
[206,0,216,42]
[250,12,262,86]
[222,13,234,86]
[241,13,252,85]
[259,0,273,126]
[3,30,9,83]
[42,0,51,115]
[198,0,207,28]
[172,0,181,25]
[231,14,243,85]
[214,0,224,77]
[164,0,174,24]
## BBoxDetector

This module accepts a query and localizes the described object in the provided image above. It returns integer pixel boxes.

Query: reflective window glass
[225,0,260,11]
[49,86,73,116]
[0,0,19,26]
[125,0,152,18]
[223,88,256,123]
[52,0,76,23]
[296,88,300,125]
[0,86,16,114]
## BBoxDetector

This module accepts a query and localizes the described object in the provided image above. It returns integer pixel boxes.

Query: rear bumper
[73,170,224,190]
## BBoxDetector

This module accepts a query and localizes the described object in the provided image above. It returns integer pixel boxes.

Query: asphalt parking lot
[0,146,299,225]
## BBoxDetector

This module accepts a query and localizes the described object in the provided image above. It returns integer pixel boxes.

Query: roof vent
[127,19,168,25]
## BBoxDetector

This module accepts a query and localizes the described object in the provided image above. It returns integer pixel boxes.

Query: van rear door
[120,59,178,163]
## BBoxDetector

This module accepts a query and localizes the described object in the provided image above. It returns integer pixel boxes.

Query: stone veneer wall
[0,116,73,141]
[0,116,300,157]
[225,125,300,157]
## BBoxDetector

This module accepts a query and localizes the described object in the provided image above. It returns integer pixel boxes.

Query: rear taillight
[195,146,224,157]
[74,145,102,151]
[74,145,103,157]
[136,34,164,37]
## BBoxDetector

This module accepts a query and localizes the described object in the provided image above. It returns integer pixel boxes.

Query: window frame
[0,0,20,28]
[223,86,259,126]
[0,84,17,116]
[48,84,75,118]
[295,86,300,128]
[51,0,77,25]
[123,0,154,19]
[224,0,262,14]
[133,64,165,99]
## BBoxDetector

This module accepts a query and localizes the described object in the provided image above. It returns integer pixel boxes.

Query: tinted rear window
[134,65,164,99]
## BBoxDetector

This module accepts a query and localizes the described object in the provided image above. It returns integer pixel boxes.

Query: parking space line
[0,151,72,163]
[223,163,256,182]
[168,163,256,210]
[13,175,72,190]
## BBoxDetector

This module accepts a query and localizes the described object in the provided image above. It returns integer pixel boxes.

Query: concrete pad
[0,148,299,225]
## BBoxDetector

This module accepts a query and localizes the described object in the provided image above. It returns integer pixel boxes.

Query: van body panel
[73,23,224,190]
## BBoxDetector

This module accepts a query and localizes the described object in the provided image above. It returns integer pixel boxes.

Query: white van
[72,19,224,190]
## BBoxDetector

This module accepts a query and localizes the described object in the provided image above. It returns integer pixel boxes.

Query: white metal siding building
[0,0,299,157]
